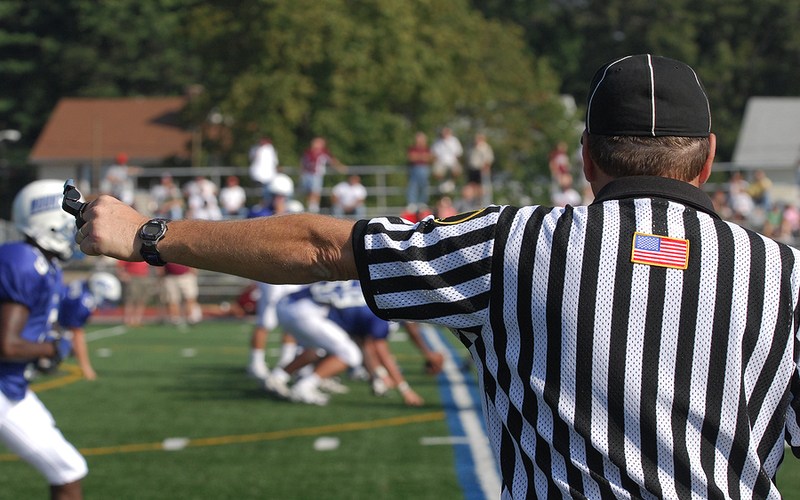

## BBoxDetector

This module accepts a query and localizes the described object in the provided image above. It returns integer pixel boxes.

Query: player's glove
[36,330,74,374]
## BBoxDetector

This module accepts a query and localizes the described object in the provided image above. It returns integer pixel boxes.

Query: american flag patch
[631,232,689,270]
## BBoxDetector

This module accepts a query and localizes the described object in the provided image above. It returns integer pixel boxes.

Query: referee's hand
[74,195,148,263]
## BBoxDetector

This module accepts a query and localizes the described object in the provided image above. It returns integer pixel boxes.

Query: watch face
[142,222,164,238]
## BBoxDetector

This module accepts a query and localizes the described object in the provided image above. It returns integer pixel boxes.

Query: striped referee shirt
[353,176,800,499]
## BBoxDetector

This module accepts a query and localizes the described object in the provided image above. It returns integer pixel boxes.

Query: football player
[268,281,366,405]
[59,271,122,380]
[0,180,87,499]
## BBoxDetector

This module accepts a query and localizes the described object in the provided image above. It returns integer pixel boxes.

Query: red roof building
[29,97,193,186]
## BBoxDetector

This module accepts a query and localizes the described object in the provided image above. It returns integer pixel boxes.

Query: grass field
[2,319,800,499]
[0,320,482,499]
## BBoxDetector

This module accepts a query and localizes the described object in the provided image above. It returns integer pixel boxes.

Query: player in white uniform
[246,174,302,380]
[0,180,87,499]
[268,281,366,405]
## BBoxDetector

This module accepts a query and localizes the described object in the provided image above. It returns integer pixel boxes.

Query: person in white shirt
[219,175,248,218]
[249,137,279,197]
[430,127,463,194]
[331,174,367,218]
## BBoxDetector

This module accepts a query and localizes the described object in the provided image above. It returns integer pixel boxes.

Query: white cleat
[263,374,291,399]
[247,364,269,381]
[371,378,389,397]
[290,385,330,406]
[318,377,349,394]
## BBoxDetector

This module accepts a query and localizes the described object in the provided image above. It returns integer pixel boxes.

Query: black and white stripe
[354,197,800,499]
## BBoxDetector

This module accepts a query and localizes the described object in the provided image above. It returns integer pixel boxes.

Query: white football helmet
[286,199,305,213]
[268,173,294,197]
[12,179,77,260]
[88,272,122,304]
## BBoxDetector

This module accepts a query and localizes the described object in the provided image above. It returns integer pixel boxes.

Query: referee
[75,54,800,499]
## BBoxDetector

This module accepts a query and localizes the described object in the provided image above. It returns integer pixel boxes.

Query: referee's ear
[696,133,716,186]
[581,131,594,181]
[581,131,603,190]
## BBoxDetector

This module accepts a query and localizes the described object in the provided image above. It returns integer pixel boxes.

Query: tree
[185,0,570,184]
[0,0,200,148]
[471,0,800,162]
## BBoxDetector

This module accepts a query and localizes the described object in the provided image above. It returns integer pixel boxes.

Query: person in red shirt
[406,131,433,208]
[300,137,345,213]
[159,262,201,326]
[117,260,152,327]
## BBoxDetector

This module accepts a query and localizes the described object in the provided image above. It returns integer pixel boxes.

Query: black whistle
[62,179,88,229]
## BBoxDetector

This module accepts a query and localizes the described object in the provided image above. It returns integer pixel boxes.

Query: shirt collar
[591,176,720,219]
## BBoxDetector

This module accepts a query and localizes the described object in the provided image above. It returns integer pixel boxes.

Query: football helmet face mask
[88,272,122,304]
[12,179,78,260]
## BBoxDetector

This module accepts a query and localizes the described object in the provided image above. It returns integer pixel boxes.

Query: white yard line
[85,325,129,342]
[420,324,501,499]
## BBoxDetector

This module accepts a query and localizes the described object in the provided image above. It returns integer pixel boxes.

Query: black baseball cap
[585,54,711,137]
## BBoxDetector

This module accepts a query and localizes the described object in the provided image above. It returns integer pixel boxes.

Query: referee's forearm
[158,214,359,284]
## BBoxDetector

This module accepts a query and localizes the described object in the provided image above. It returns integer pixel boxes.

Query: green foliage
[184,0,567,181]
[5,0,800,184]
[0,0,200,145]
[471,0,800,162]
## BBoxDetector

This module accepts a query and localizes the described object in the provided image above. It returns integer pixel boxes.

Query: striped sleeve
[352,206,502,329]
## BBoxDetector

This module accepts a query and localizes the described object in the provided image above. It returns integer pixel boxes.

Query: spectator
[431,127,463,194]
[399,203,432,223]
[159,262,201,327]
[184,175,222,220]
[249,136,279,197]
[433,196,457,219]
[467,132,494,204]
[219,175,248,218]
[100,152,141,206]
[149,173,184,219]
[727,171,754,222]
[711,188,733,221]
[746,169,772,211]
[781,203,800,241]
[331,174,367,218]
[117,260,152,327]
[406,131,433,207]
[548,141,571,186]
[300,137,345,213]
[454,182,482,213]
[551,172,583,207]
[762,203,784,239]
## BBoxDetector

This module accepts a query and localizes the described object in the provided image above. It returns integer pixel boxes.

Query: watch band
[139,219,170,266]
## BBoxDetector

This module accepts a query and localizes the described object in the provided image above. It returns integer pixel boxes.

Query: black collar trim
[591,176,720,219]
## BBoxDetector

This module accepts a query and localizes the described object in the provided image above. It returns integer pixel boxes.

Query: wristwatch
[139,219,170,266]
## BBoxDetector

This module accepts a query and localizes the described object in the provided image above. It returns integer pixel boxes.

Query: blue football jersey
[59,280,96,329]
[247,204,275,219]
[0,242,63,400]
[287,281,390,339]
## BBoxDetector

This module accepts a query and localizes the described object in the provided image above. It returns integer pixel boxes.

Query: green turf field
[0,320,470,499]
[2,319,800,499]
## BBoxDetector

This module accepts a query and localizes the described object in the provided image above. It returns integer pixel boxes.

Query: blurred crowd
[93,134,800,341]
[710,169,800,244]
